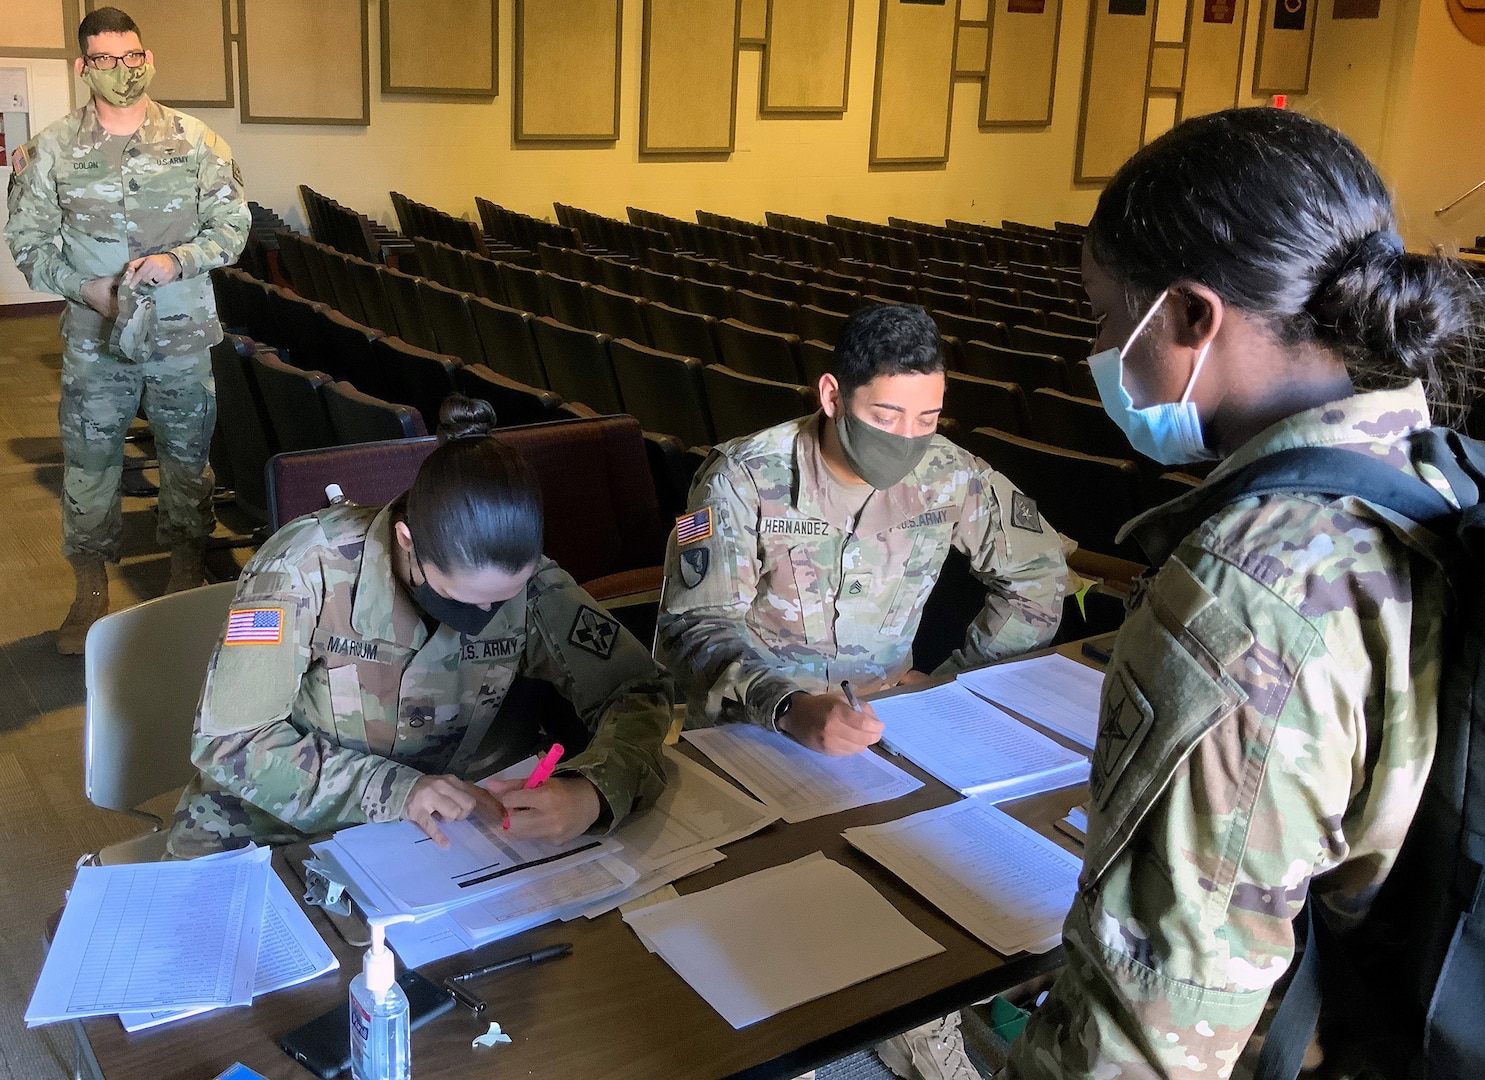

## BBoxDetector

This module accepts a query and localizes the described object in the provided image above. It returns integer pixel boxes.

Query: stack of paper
[871,682,1088,800]
[682,725,922,822]
[27,845,336,1032]
[956,653,1104,750]
[623,852,943,1028]
[844,799,1081,955]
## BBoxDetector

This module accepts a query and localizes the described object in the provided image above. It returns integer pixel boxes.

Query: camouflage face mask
[109,278,157,363]
[82,61,154,107]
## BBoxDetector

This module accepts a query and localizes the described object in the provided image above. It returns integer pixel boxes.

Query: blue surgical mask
[1087,289,1217,466]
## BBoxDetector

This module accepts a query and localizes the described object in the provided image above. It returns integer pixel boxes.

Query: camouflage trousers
[59,330,216,561]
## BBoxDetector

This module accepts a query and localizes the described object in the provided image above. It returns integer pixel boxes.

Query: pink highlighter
[502,743,564,830]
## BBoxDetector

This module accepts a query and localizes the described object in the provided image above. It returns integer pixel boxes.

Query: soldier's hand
[780,692,884,755]
[897,669,931,687]
[123,253,181,289]
[479,775,601,844]
[403,774,501,848]
[81,275,120,317]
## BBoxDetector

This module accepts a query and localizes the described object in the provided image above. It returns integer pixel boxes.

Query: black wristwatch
[771,690,804,733]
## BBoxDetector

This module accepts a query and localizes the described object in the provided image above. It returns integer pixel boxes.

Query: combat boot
[57,555,109,655]
[165,540,205,594]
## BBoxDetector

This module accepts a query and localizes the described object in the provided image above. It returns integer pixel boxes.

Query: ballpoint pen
[841,680,862,712]
[449,942,574,984]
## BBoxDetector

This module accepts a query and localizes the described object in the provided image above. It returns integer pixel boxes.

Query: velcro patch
[679,546,710,589]
[10,144,30,177]
[224,607,283,645]
[567,605,619,660]
[675,507,712,545]
[1010,491,1043,533]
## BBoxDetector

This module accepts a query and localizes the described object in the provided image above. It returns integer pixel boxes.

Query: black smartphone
[277,968,455,1079]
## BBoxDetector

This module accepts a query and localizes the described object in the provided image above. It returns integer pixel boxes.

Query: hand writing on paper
[780,693,884,756]
[403,774,503,847]
[480,775,601,844]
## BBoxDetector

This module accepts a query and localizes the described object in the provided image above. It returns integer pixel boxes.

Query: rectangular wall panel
[239,0,369,124]
[740,0,768,42]
[85,0,232,107]
[1253,0,1316,91]
[760,0,853,112]
[514,0,622,140]
[382,0,497,95]
[1076,0,1156,181]
[1181,0,1246,118]
[981,0,1062,126]
[956,23,989,76]
[641,0,739,152]
[1148,41,1185,87]
[872,0,959,164]
[1,0,74,58]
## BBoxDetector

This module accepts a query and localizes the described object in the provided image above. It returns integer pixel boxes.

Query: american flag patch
[224,607,283,645]
[675,507,712,545]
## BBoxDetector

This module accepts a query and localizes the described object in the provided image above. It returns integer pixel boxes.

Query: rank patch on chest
[568,605,620,660]
[1010,491,1043,533]
[675,507,712,545]
[679,547,710,589]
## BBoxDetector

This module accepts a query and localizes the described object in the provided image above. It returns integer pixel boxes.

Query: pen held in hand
[840,680,862,712]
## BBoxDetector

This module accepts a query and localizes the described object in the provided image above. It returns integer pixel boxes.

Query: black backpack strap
[1256,901,1323,1080]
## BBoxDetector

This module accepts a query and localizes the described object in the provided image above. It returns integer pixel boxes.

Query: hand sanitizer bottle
[349,916,411,1080]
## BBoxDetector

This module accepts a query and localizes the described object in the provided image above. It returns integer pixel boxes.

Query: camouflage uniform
[4,97,249,560]
[1003,383,1448,1079]
[656,413,1067,728]
[166,503,673,858]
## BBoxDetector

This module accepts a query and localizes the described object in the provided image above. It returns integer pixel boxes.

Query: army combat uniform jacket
[167,504,673,859]
[1004,384,1448,1078]
[5,97,248,355]
[657,414,1067,728]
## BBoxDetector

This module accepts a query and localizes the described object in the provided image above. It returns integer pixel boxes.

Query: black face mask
[408,542,502,636]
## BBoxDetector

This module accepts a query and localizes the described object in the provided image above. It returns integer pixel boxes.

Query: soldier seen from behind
[4,6,249,653]
[166,396,673,859]
[1002,108,1485,1078]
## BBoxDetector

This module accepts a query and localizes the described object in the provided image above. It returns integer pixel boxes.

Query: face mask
[82,61,154,107]
[408,543,502,636]
[835,409,934,490]
[1087,289,1217,467]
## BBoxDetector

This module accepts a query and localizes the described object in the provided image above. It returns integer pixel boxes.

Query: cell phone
[277,968,455,1079]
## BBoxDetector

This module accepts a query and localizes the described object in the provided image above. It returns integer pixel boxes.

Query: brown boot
[57,555,109,655]
[165,540,205,594]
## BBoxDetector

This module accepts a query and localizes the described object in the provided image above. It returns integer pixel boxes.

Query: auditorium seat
[1047,311,1098,338]
[797,304,848,347]
[371,336,460,432]
[274,232,317,301]
[919,288,975,317]
[609,339,715,448]
[298,237,338,306]
[529,317,623,415]
[702,365,814,442]
[418,281,489,368]
[801,282,861,315]
[323,381,427,444]
[584,285,649,347]
[345,258,397,337]
[715,319,803,384]
[498,261,548,316]
[798,339,834,384]
[681,278,734,320]
[469,296,550,389]
[454,364,564,428]
[968,282,1021,307]
[931,311,1010,351]
[209,337,274,525]
[465,252,507,305]
[642,301,721,365]
[1028,388,1130,460]
[319,309,390,397]
[262,285,332,370]
[1021,290,1081,318]
[597,257,643,295]
[539,272,594,331]
[380,267,441,352]
[636,268,687,309]
[961,341,1068,393]
[1010,325,1094,365]
[247,351,337,452]
[1068,359,1100,399]
[731,289,799,336]
[745,273,803,303]
[943,373,1032,438]
[974,298,1048,331]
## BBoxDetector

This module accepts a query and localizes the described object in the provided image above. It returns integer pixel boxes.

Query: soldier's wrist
[771,690,805,735]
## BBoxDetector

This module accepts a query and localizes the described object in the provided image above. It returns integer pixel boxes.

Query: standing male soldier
[5,6,249,653]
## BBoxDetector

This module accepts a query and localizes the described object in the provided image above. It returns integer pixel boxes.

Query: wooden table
[77,645,1101,1080]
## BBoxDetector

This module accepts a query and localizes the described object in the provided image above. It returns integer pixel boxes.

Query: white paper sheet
[451,855,637,942]
[682,726,922,823]
[623,852,943,1028]
[26,847,271,1026]
[119,866,339,1031]
[843,799,1081,955]
[956,653,1105,750]
[573,849,722,919]
[871,682,1088,800]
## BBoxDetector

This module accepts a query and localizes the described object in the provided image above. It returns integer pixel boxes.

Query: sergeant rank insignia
[679,547,710,588]
[1010,491,1043,533]
[675,507,712,545]
[568,605,619,660]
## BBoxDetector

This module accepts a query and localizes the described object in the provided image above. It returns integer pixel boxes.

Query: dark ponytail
[1088,107,1484,424]
[403,395,544,574]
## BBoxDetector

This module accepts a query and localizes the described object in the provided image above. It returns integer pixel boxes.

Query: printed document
[871,682,1088,799]
[844,799,1081,955]
[623,852,943,1027]
[956,653,1104,750]
[26,847,271,1025]
[682,725,922,822]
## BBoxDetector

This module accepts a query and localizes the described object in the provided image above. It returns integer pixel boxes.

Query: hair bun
[436,394,497,441]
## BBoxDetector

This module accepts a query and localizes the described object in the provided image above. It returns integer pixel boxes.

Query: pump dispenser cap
[363,913,414,998]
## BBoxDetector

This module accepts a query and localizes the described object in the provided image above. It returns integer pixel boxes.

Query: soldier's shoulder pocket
[198,596,306,736]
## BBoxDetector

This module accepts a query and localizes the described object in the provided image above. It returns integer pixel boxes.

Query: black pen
[840,680,862,712]
[448,942,573,984]
[443,979,486,1014]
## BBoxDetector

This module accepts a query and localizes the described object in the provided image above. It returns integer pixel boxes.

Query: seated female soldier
[166,396,673,858]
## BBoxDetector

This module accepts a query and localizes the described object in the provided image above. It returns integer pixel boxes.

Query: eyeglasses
[85,50,147,70]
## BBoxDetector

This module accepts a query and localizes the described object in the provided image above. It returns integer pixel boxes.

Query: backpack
[1165,427,1485,1080]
